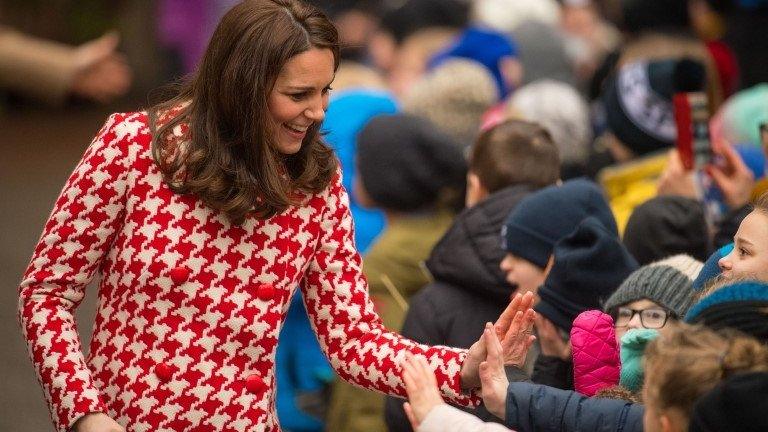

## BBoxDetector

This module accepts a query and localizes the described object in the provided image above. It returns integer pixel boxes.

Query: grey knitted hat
[603,254,703,318]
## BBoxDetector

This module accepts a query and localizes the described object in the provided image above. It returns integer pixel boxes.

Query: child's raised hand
[402,353,445,430]
[479,323,510,419]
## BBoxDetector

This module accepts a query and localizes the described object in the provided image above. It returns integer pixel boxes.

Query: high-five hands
[460,292,537,388]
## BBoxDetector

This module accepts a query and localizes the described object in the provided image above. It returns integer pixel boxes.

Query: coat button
[170,266,190,285]
[245,373,266,393]
[155,362,174,382]
[256,283,275,300]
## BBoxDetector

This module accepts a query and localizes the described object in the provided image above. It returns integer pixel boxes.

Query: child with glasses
[604,254,702,344]
[567,254,703,398]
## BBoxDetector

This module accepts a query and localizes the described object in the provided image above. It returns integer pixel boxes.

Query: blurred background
[2,0,768,431]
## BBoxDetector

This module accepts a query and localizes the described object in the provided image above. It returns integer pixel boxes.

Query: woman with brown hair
[17,1,524,431]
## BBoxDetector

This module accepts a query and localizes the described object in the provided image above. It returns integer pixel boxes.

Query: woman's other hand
[402,353,445,430]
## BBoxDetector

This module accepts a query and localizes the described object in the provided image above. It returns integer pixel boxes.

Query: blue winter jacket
[504,382,644,432]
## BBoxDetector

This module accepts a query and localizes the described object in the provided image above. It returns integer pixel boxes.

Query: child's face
[614,299,670,343]
[719,211,768,281]
[500,253,547,296]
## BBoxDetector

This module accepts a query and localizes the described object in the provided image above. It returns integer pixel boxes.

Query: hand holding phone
[705,143,755,209]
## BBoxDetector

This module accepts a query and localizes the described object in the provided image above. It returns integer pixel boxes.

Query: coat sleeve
[300,171,480,408]
[17,113,135,432]
[504,382,644,432]
[419,405,512,432]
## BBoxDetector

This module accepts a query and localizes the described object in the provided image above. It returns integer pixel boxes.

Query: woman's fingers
[519,291,535,311]
[494,294,522,337]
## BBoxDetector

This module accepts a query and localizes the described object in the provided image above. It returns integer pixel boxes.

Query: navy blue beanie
[692,243,733,291]
[685,280,768,343]
[501,178,617,269]
[534,217,639,332]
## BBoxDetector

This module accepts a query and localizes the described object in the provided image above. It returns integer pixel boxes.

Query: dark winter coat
[384,184,535,431]
[504,381,644,432]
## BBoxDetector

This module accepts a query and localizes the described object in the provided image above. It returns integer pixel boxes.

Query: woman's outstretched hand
[479,323,511,419]
[461,292,536,388]
[402,353,445,430]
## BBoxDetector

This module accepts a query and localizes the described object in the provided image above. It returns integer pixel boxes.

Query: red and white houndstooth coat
[19,112,478,432]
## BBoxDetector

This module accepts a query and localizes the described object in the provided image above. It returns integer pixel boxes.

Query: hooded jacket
[385,184,535,431]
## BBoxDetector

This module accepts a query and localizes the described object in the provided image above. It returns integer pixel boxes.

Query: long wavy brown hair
[149,0,340,224]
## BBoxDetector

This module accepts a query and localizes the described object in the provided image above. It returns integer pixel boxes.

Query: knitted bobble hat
[403,58,499,150]
[619,328,659,393]
[603,254,703,318]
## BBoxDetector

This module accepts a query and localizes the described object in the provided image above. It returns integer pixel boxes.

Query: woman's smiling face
[267,47,335,154]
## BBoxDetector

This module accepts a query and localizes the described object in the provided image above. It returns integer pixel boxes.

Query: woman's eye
[290,93,307,101]
[322,86,333,95]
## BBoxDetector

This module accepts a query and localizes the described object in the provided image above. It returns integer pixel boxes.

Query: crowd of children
[296,0,768,431]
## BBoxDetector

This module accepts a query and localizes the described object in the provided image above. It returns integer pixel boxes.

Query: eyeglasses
[614,307,673,329]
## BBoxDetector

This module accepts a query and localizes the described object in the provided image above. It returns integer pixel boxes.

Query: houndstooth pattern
[18,112,479,432]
